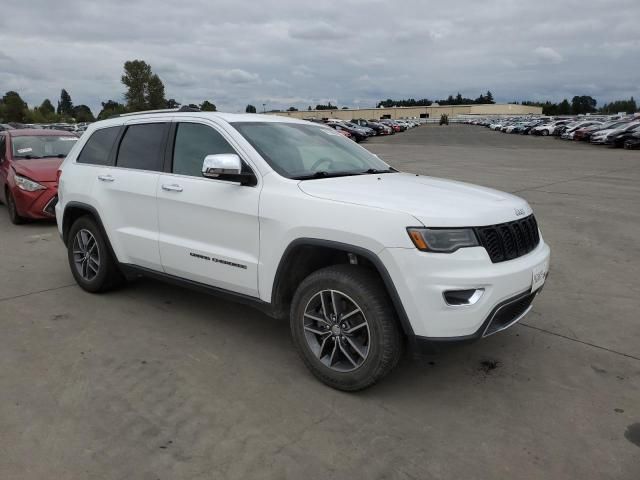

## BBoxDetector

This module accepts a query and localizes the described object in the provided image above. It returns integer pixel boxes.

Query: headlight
[14,174,45,192]
[407,227,479,253]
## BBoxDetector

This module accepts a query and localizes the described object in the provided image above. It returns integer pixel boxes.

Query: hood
[11,157,63,182]
[298,172,531,227]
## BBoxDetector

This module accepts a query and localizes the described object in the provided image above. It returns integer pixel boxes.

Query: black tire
[290,264,403,391]
[6,189,25,225]
[67,215,124,293]
[541,130,549,136]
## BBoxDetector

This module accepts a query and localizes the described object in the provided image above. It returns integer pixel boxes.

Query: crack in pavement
[0,284,76,303]
[518,322,640,362]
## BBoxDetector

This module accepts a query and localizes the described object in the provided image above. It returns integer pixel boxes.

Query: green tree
[315,102,337,110]
[308,106,312,111]
[245,104,257,113]
[600,97,637,114]
[558,99,571,115]
[200,100,217,111]
[287,106,298,111]
[39,99,55,117]
[146,74,166,109]
[57,89,73,116]
[25,108,47,123]
[2,91,27,122]
[97,100,127,120]
[72,105,95,122]
[571,95,597,115]
[485,91,494,104]
[166,98,181,109]
[122,60,153,111]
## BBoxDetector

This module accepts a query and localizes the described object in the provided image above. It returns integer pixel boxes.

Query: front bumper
[11,182,58,220]
[380,239,550,339]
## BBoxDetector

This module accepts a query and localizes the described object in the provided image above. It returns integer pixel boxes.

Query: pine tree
[146,74,166,109]
[57,89,73,116]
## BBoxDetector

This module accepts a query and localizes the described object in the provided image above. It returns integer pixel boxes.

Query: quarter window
[172,123,236,177]
[116,123,167,171]
[77,127,120,166]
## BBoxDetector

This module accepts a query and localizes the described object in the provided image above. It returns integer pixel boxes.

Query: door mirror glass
[202,154,241,178]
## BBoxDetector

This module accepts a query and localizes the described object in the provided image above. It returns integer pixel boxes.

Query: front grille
[475,215,540,263]
[43,195,58,216]
[484,291,536,336]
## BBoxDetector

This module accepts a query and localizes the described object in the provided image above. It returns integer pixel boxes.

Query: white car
[56,109,550,390]
[531,120,570,136]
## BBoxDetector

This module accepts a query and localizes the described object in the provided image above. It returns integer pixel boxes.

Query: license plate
[531,262,548,292]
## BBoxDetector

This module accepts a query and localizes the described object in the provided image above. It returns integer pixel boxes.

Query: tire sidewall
[6,189,24,224]
[290,268,397,389]
[67,217,111,292]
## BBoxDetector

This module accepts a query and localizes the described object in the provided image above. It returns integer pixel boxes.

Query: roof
[91,111,311,129]
[5,129,77,137]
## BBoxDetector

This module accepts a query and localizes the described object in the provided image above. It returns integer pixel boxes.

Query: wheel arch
[271,238,414,336]
[62,202,119,264]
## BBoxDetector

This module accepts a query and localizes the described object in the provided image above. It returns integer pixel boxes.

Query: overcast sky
[1,0,638,115]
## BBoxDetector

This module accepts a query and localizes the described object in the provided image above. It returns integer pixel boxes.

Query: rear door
[157,120,260,297]
[95,120,168,270]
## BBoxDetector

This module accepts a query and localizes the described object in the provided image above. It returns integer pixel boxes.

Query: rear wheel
[67,216,124,292]
[541,130,549,136]
[290,264,403,391]
[6,189,25,225]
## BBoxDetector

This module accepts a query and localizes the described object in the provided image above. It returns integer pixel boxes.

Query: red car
[0,129,78,224]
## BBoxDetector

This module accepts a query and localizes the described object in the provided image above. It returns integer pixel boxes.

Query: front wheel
[290,265,403,391]
[6,189,25,224]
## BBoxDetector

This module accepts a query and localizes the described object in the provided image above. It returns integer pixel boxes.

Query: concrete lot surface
[1,125,639,479]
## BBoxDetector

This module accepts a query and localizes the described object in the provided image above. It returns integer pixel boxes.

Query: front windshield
[232,122,392,179]
[12,135,78,158]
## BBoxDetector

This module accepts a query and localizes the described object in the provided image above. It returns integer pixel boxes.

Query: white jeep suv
[56,109,550,390]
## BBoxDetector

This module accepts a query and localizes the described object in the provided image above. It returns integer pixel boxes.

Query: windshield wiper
[21,155,44,159]
[291,171,363,180]
[361,168,396,174]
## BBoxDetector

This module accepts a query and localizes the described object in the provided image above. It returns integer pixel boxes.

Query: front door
[157,121,260,297]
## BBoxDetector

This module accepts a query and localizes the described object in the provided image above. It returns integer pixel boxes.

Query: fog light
[443,288,484,306]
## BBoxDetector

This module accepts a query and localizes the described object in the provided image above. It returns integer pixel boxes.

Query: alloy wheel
[302,289,370,372]
[72,229,100,281]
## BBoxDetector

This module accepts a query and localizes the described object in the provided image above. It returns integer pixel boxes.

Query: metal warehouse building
[274,103,542,120]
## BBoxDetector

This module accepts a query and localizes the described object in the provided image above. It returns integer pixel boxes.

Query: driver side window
[173,123,241,177]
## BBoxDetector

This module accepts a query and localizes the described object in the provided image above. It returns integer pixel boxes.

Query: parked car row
[466,115,640,149]
[304,118,421,142]
[0,122,89,134]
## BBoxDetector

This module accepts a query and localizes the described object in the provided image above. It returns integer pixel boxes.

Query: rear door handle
[98,175,114,182]
[161,183,183,192]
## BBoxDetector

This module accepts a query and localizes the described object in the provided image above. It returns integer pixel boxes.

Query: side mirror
[202,154,256,186]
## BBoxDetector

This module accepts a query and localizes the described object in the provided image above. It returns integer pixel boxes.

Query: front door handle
[98,175,114,182]
[161,183,183,192]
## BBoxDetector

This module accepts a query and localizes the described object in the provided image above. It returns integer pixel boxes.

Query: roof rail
[118,108,181,117]
[117,105,202,117]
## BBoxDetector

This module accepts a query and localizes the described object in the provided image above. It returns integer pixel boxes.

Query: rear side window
[116,123,168,171]
[172,122,236,177]
[77,127,120,165]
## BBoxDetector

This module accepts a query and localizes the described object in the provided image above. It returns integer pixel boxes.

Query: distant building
[273,103,542,120]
